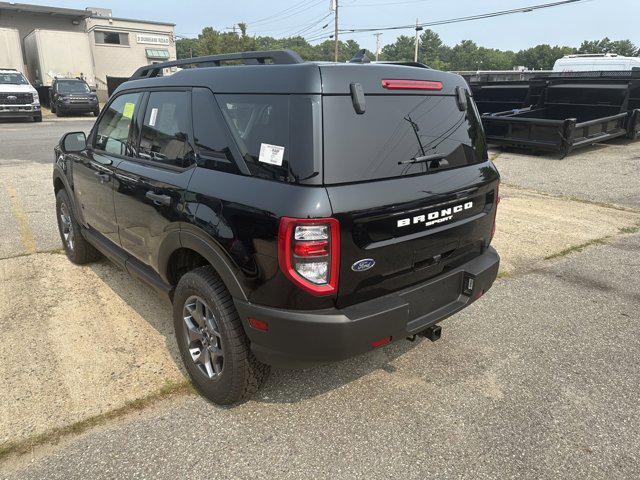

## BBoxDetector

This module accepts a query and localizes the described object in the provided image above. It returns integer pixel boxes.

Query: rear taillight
[490,183,500,242]
[278,217,340,296]
[381,79,443,91]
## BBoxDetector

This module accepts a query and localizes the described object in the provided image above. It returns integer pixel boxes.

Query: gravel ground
[491,139,640,209]
[3,234,638,480]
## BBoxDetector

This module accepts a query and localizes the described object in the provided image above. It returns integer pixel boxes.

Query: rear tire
[33,115,42,123]
[93,108,100,117]
[55,189,101,264]
[173,266,269,405]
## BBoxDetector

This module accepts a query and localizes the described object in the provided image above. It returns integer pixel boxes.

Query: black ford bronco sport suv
[50,77,100,117]
[53,50,500,405]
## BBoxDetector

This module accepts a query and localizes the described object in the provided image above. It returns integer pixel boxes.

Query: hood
[0,84,38,95]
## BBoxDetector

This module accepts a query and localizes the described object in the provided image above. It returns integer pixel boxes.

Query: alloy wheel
[183,296,224,379]
[59,202,74,251]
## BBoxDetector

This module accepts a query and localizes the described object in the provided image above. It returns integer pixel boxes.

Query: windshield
[57,81,91,94]
[0,72,28,85]
[322,93,487,184]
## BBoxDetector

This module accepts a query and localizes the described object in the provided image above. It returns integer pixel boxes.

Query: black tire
[33,115,42,123]
[93,108,100,117]
[56,110,63,117]
[173,266,269,405]
[55,189,101,264]
[50,103,56,114]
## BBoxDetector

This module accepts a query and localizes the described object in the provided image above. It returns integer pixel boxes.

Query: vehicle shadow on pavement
[88,259,424,404]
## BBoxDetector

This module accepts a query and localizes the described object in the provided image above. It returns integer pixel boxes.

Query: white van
[553,53,640,72]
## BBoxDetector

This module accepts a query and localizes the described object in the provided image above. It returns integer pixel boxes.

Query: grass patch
[496,270,510,280]
[0,247,65,261]
[619,225,640,234]
[0,379,192,462]
[544,237,610,261]
[489,152,502,162]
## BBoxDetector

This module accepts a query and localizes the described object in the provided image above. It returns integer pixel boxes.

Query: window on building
[145,49,170,60]
[138,91,194,168]
[94,92,143,156]
[94,31,129,46]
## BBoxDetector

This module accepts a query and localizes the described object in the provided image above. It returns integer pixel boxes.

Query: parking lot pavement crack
[3,179,37,255]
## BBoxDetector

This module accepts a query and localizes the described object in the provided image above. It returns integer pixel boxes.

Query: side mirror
[62,132,87,153]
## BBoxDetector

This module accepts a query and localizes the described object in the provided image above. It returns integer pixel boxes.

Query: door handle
[95,172,111,183]
[145,191,172,206]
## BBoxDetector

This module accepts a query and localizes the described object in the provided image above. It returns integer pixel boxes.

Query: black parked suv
[50,77,100,117]
[53,50,500,405]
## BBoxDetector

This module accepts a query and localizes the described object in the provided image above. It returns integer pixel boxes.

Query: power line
[247,0,327,30]
[307,0,589,41]
[246,0,317,26]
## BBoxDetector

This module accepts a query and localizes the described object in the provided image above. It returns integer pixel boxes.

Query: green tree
[578,37,638,56]
[380,35,415,62]
[513,44,576,70]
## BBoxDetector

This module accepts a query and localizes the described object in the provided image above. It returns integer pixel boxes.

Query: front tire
[93,108,100,117]
[173,266,269,405]
[55,189,100,264]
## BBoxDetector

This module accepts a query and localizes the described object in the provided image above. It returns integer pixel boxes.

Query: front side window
[94,92,143,156]
[138,91,194,167]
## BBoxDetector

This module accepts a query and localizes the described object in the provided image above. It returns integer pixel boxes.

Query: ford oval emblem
[351,258,375,272]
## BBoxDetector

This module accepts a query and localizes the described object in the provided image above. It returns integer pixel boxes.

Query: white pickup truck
[0,69,42,122]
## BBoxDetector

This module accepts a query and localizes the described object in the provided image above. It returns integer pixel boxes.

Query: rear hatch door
[320,64,499,307]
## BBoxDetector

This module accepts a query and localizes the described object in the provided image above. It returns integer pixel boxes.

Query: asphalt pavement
[3,234,638,480]
[0,117,94,165]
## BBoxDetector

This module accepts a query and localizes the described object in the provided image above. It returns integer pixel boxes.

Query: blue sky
[19,0,640,52]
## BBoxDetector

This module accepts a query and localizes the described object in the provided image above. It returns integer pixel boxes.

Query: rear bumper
[235,246,500,367]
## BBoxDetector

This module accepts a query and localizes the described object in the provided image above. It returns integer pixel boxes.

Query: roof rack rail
[130,50,304,79]
[373,61,430,69]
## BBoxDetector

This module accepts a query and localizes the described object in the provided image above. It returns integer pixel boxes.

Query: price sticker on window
[258,143,285,166]
[122,102,135,119]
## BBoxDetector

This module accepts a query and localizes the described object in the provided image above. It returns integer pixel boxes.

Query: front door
[114,90,195,268]
[72,91,144,245]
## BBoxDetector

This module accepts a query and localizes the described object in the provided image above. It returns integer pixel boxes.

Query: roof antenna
[349,49,371,64]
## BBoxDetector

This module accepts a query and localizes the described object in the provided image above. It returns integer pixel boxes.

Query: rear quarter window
[216,94,322,184]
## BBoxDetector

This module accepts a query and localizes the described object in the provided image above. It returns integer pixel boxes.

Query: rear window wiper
[398,153,449,168]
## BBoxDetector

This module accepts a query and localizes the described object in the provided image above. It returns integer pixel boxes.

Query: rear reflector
[248,318,268,332]
[382,79,443,91]
[372,336,392,348]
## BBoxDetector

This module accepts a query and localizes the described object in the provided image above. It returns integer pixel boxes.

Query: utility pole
[374,33,382,61]
[333,0,339,62]
[414,18,423,63]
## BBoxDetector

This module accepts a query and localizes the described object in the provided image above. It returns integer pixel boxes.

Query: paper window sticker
[258,143,285,166]
[122,102,135,119]
[149,107,158,127]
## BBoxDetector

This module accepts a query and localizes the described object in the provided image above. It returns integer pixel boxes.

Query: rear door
[320,68,499,307]
[113,89,195,269]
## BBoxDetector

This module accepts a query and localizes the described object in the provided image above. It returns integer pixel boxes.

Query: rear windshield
[322,94,487,184]
[216,94,322,184]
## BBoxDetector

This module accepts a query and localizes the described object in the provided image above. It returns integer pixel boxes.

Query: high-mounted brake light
[382,79,443,91]
[278,217,340,296]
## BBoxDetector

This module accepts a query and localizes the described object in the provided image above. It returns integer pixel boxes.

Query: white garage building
[0,2,176,99]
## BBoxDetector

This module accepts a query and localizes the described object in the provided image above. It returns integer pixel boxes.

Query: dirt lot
[1,117,639,479]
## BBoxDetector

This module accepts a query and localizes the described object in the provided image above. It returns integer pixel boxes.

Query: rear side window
[322,93,487,184]
[94,92,143,156]
[217,94,321,184]
[138,91,194,168]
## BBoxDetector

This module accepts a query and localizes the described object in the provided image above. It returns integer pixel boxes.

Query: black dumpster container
[482,71,640,157]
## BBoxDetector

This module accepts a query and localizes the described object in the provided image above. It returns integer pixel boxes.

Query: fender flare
[169,229,248,301]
